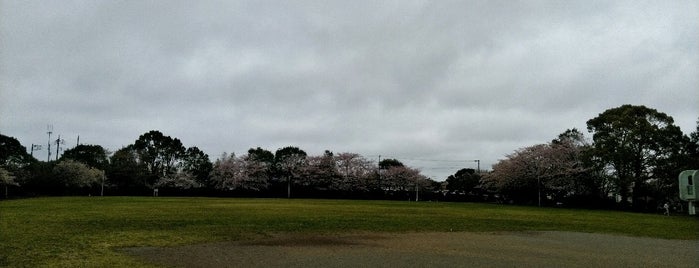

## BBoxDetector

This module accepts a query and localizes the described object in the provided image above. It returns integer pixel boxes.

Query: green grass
[1,197,697,267]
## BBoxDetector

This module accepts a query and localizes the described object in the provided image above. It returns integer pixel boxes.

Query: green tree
[133,130,185,188]
[107,146,147,194]
[0,134,34,168]
[0,134,35,196]
[60,144,109,170]
[689,118,699,161]
[586,105,687,208]
[379,158,404,169]
[180,146,212,186]
[446,168,480,194]
[248,147,275,164]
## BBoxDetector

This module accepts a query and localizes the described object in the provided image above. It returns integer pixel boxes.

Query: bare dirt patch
[123,232,699,267]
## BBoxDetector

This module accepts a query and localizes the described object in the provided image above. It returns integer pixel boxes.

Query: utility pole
[55,135,65,161]
[472,160,480,173]
[30,144,42,158]
[378,155,382,192]
[47,125,53,162]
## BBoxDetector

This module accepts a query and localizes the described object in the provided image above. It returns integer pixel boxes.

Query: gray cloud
[1,0,697,179]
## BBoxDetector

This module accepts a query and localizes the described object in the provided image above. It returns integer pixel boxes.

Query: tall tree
[107,145,147,194]
[586,105,686,208]
[133,130,185,188]
[274,146,307,198]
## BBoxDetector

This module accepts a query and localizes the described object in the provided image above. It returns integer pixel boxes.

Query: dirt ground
[123,231,699,267]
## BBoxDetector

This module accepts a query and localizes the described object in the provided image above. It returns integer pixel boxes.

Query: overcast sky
[1,0,697,180]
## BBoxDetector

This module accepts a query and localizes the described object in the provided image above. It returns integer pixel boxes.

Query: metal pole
[47,131,52,162]
[101,175,105,197]
[55,135,62,161]
[378,155,382,191]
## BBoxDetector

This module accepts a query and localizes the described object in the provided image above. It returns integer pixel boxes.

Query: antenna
[47,125,53,162]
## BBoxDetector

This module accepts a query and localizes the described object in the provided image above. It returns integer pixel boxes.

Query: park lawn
[1,197,697,267]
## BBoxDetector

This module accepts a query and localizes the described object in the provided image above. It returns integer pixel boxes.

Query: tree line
[484,105,698,211]
[0,130,438,200]
[1,104,698,212]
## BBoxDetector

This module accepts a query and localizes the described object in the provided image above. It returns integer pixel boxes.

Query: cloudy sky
[1,0,697,179]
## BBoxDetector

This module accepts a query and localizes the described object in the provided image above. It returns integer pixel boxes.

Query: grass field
[1,197,697,267]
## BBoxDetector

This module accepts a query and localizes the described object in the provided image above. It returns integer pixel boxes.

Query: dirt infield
[124,231,699,267]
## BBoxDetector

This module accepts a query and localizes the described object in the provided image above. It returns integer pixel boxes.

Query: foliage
[247,147,275,164]
[210,153,269,192]
[0,167,18,186]
[379,158,404,169]
[155,171,199,189]
[60,144,110,170]
[133,130,186,186]
[301,151,341,191]
[53,160,105,193]
[274,146,307,197]
[445,168,480,194]
[180,146,212,186]
[0,167,19,198]
[586,105,688,208]
[107,146,148,194]
[0,134,34,168]
[484,129,602,205]
[1,105,694,207]
[334,152,376,192]
[381,166,426,192]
